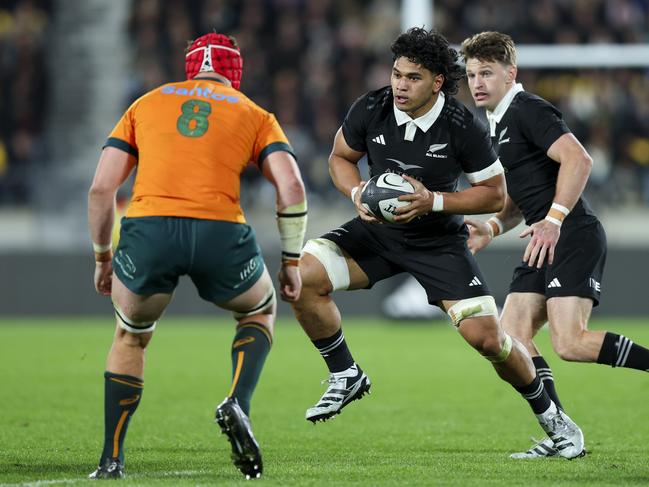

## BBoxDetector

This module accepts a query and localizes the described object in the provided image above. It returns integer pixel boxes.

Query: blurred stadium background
[1,0,648,317]
[3,2,649,485]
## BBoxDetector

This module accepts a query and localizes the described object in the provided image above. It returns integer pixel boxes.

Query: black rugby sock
[100,372,143,464]
[514,374,552,415]
[532,356,563,410]
[597,332,649,371]
[312,328,355,373]
[229,323,272,416]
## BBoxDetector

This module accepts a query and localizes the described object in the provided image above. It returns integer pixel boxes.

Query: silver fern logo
[426,143,448,158]
[498,127,510,144]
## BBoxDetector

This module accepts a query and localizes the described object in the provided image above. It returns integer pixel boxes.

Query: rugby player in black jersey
[289,28,584,459]
[461,31,649,459]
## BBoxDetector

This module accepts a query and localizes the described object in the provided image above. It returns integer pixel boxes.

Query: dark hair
[390,27,463,95]
[460,31,516,65]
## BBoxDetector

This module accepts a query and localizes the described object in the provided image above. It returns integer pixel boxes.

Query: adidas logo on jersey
[372,134,386,145]
[468,276,482,287]
[548,278,562,288]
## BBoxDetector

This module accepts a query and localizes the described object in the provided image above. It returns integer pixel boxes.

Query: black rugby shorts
[509,219,606,305]
[321,217,491,305]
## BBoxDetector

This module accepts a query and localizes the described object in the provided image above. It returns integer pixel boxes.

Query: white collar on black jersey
[393,91,445,141]
[486,83,524,136]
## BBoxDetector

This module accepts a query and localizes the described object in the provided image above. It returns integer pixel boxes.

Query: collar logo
[498,127,510,144]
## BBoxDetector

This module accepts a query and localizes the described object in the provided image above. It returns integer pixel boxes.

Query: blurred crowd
[0,0,50,205]
[2,0,649,209]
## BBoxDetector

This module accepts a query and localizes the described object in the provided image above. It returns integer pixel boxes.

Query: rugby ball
[360,173,415,223]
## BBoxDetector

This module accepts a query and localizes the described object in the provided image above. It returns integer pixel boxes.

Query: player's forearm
[88,188,116,247]
[275,175,307,265]
[261,151,306,211]
[492,214,523,235]
[553,153,592,212]
[488,196,524,236]
[545,133,593,225]
[274,171,307,266]
[275,173,306,212]
[329,155,362,198]
[440,183,505,215]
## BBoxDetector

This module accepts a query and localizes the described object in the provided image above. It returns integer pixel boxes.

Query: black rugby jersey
[342,86,499,237]
[488,88,596,225]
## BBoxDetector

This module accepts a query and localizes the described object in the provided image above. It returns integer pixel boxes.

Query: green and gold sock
[229,323,272,416]
[99,371,143,464]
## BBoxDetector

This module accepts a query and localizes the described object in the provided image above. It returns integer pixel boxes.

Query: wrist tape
[350,186,359,203]
[93,242,112,262]
[431,192,444,212]
[545,202,569,227]
[487,216,504,237]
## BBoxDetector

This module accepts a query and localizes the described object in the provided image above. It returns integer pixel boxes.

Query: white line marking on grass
[5,480,83,487]
[3,470,207,487]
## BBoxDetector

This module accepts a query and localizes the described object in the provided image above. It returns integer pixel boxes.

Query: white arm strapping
[93,242,112,253]
[276,200,307,261]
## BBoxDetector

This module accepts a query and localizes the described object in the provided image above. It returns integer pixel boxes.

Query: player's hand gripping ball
[360,173,415,223]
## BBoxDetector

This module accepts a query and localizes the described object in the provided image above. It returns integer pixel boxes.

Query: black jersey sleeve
[458,116,499,175]
[341,93,369,153]
[518,96,570,151]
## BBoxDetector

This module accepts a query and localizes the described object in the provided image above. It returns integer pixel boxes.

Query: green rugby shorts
[113,216,265,303]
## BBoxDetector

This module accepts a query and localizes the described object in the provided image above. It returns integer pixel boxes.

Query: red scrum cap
[185,33,243,89]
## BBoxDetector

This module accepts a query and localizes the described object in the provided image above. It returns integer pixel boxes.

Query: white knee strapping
[233,285,276,319]
[487,334,513,363]
[302,238,350,291]
[114,304,157,334]
[447,295,498,327]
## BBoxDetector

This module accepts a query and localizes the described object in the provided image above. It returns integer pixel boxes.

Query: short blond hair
[460,31,516,66]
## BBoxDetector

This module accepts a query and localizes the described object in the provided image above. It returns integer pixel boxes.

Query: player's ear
[507,64,517,84]
[433,73,444,92]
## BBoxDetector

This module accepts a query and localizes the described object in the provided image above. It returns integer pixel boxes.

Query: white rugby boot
[510,437,558,459]
[305,363,371,423]
[536,404,586,459]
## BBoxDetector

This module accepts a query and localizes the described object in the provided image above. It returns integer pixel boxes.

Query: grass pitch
[1,317,649,486]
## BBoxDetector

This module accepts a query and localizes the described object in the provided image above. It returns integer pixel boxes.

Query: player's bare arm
[520,133,593,268]
[261,150,307,302]
[87,147,136,295]
[547,132,593,209]
[262,150,306,211]
[394,172,505,223]
[329,127,380,223]
[466,195,523,254]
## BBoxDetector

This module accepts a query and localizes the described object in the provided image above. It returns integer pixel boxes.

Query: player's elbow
[328,153,355,175]
[580,153,593,175]
[564,148,592,176]
[88,182,117,201]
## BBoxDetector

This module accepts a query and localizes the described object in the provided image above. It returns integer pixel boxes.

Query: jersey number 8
[177,99,211,137]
